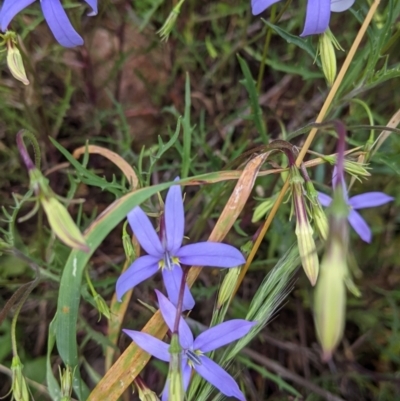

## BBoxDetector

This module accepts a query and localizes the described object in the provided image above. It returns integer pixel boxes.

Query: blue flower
[251,0,355,36]
[0,0,97,47]
[124,290,256,401]
[318,169,393,243]
[116,179,246,311]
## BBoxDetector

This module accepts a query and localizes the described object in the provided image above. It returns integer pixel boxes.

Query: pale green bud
[11,356,30,401]
[41,196,89,252]
[157,0,186,41]
[319,31,337,86]
[252,194,278,222]
[314,238,347,361]
[122,220,136,263]
[135,378,160,401]
[5,34,29,86]
[305,181,328,241]
[323,155,370,179]
[291,167,319,285]
[168,334,184,401]
[94,294,111,320]
[28,168,89,252]
[59,365,73,401]
[217,266,241,308]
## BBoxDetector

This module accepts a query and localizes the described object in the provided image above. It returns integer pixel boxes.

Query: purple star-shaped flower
[251,0,355,36]
[116,179,246,311]
[124,290,256,401]
[318,171,393,243]
[0,0,97,47]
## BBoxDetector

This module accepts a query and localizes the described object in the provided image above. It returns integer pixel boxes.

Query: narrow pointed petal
[194,320,256,353]
[123,329,170,361]
[116,256,159,301]
[331,0,355,12]
[348,210,371,243]
[349,192,393,209]
[176,243,245,267]
[128,206,164,256]
[161,267,195,312]
[300,0,331,36]
[194,356,245,401]
[317,192,333,207]
[155,290,194,349]
[41,0,84,47]
[84,0,98,16]
[0,0,35,30]
[251,0,281,16]
[165,179,184,253]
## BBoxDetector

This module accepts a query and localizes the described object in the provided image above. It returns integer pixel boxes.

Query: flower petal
[123,329,170,361]
[128,206,164,256]
[0,0,35,31]
[176,243,245,268]
[40,0,84,47]
[194,356,245,401]
[155,290,194,349]
[165,178,184,253]
[300,0,331,37]
[349,192,394,210]
[83,0,98,16]
[116,256,159,301]
[251,0,281,16]
[317,192,333,207]
[161,266,195,312]
[330,0,355,12]
[194,320,256,353]
[348,210,371,243]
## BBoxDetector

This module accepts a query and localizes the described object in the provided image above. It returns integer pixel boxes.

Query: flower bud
[94,294,111,320]
[217,266,241,308]
[59,365,73,401]
[28,168,89,252]
[318,31,336,86]
[11,356,30,401]
[305,181,328,240]
[135,377,160,401]
[167,334,184,401]
[6,42,29,85]
[322,155,370,178]
[290,167,319,285]
[122,220,136,263]
[314,238,346,361]
[252,194,278,222]
[157,0,186,41]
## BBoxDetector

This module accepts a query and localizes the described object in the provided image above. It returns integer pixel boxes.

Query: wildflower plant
[1,1,399,401]
[116,179,245,311]
[124,290,256,401]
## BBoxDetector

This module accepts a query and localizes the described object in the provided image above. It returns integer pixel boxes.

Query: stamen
[186,350,202,366]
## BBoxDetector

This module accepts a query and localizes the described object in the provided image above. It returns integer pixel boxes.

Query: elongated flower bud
[291,167,319,285]
[314,238,346,361]
[28,168,89,252]
[3,32,29,85]
[318,29,343,87]
[11,356,30,401]
[305,181,328,240]
[217,266,241,308]
[167,334,184,401]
